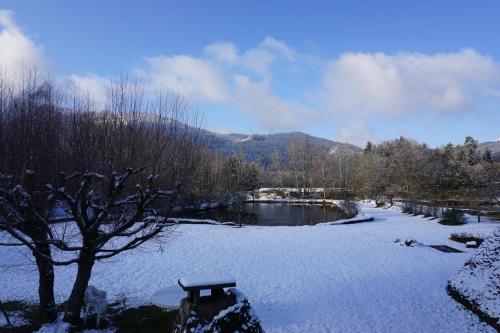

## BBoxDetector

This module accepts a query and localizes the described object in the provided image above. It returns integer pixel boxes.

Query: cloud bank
[134,37,315,129]
[0,10,46,79]
[324,49,500,117]
[2,8,499,145]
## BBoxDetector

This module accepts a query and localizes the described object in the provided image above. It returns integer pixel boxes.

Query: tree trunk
[64,250,95,325]
[34,242,57,323]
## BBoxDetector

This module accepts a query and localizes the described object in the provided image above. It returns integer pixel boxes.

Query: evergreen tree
[364,141,373,153]
[482,148,494,164]
[464,136,479,165]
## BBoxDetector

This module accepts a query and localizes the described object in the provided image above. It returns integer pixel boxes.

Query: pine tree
[482,148,493,164]
[364,141,373,153]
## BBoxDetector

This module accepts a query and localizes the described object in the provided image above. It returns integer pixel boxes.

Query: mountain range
[198,129,500,165]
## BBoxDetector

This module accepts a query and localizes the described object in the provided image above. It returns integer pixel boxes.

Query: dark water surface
[178,203,345,226]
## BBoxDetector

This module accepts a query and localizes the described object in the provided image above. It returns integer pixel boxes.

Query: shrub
[339,190,359,219]
[450,232,486,246]
[183,292,264,333]
[402,205,414,214]
[439,209,466,225]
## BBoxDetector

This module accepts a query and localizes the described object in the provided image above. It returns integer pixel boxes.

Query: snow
[34,320,71,333]
[179,275,236,288]
[187,288,264,333]
[315,213,374,225]
[251,197,342,205]
[466,240,478,247]
[167,218,223,225]
[0,311,29,327]
[151,284,185,309]
[258,187,339,193]
[1,204,499,333]
[449,226,500,327]
[34,318,114,333]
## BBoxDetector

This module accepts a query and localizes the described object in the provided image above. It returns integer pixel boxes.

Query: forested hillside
[479,141,500,162]
[199,130,362,166]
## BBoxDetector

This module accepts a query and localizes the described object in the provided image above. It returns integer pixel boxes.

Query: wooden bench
[178,276,236,306]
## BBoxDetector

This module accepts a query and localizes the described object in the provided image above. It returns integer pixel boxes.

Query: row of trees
[267,138,364,194]
[264,136,498,210]
[356,137,499,213]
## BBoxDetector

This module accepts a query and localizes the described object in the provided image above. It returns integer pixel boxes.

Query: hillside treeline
[0,74,259,207]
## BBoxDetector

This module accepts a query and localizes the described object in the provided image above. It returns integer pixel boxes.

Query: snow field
[1,204,498,332]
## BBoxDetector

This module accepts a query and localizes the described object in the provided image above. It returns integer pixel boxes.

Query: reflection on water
[177,203,345,226]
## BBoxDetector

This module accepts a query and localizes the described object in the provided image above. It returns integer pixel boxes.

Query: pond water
[177,203,346,226]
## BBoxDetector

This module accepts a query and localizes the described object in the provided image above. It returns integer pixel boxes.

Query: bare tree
[269,149,284,189]
[0,171,57,323]
[1,168,177,325]
[0,73,204,326]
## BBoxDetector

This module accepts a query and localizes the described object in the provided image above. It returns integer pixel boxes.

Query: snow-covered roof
[178,275,236,290]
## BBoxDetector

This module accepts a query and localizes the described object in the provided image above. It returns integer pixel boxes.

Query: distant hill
[197,128,500,165]
[479,141,500,162]
[199,130,362,166]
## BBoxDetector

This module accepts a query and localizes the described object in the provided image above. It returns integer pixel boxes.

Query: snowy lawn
[1,204,498,333]
[449,226,500,329]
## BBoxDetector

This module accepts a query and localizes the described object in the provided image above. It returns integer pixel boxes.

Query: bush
[402,205,414,214]
[450,232,486,246]
[339,190,359,219]
[439,209,466,225]
[184,293,264,333]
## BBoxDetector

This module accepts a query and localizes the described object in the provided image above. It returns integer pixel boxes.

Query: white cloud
[336,122,377,147]
[233,75,317,128]
[68,73,110,106]
[204,36,299,77]
[142,55,229,102]
[238,48,275,76]
[324,49,500,117]
[204,42,239,65]
[0,10,46,79]
[204,41,274,76]
[135,37,316,129]
[259,36,297,61]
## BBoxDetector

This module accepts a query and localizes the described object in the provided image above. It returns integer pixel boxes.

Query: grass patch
[1,300,178,333]
[108,305,177,333]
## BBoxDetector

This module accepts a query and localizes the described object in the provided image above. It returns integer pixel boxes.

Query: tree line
[264,135,499,213]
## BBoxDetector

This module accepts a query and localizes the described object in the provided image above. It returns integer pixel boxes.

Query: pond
[176,203,346,226]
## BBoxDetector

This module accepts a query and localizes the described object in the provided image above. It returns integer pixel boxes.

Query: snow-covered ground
[0,311,29,327]
[1,204,498,333]
[449,226,500,328]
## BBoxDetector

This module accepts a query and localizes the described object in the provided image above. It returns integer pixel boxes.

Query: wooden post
[211,288,224,299]
[188,291,200,305]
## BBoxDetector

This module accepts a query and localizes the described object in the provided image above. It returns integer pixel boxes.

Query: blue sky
[1,0,499,146]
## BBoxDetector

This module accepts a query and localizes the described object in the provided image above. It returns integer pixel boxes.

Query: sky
[0,0,499,147]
